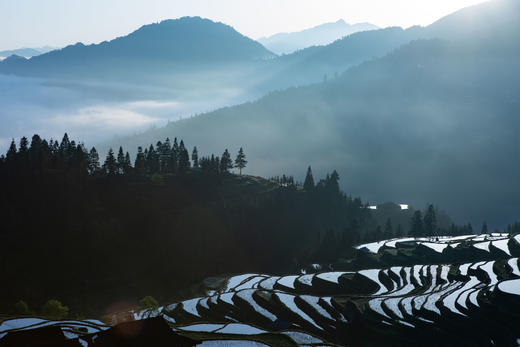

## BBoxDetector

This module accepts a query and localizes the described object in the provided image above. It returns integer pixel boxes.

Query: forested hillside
[110,18,520,228]
[0,134,373,317]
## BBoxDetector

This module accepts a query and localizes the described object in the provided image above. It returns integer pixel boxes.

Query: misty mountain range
[258,19,379,55]
[1,0,520,227]
[0,46,56,58]
[0,16,393,101]
[3,1,517,97]
[0,17,274,93]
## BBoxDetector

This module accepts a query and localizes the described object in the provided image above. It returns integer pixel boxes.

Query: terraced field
[0,318,109,345]
[162,262,520,345]
[2,233,520,346]
[160,233,520,346]
[356,233,515,256]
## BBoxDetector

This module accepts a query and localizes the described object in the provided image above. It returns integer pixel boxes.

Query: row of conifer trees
[0,133,247,176]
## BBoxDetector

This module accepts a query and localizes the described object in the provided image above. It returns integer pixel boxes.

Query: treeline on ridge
[0,134,247,177]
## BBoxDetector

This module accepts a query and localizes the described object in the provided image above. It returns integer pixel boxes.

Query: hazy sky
[0,0,487,51]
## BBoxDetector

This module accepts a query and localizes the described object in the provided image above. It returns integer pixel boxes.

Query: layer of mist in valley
[0,71,261,154]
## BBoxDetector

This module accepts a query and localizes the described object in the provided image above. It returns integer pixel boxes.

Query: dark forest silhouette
[0,134,369,317]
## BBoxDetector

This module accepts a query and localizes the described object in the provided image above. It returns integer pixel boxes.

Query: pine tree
[116,146,125,175]
[146,144,160,173]
[134,147,146,174]
[159,139,171,172]
[40,139,51,167]
[30,135,42,151]
[410,210,424,238]
[88,147,100,174]
[69,140,77,157]
[6,139,17,162]
[210,154,216,174]
[199,156,211,172]
[220,149,233,173]
[303,166,315,191]
[329,170,340,193]
[19,137,29,154]
[178,140,190,173]
[103,148,117,175]
[50,139,59,155]
[172,138,179,170]
[59,133,71,154]
[155,141,163,171]
[124,152,132,174]
[234,147,247,175]
[192,146,199,168]
[167,139,178,174]
[71,143,88,173]
[423,204,437,236]
[29,135,43,166]
[16,137,29,171]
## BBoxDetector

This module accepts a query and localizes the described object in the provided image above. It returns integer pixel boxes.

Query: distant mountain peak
[0,48,41,58]
[97,16,275,61]
[3,54,27,62]
[0,16,275,78]
[258,20,379,54]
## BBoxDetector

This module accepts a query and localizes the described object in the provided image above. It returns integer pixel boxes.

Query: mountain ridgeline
[0,46,56,58]
[3,1,518,93]
[0,17,274,82]
[0,48,40,58]
[258,19,379,55]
